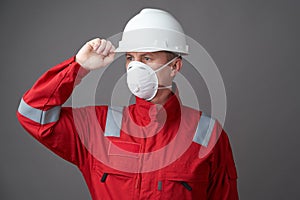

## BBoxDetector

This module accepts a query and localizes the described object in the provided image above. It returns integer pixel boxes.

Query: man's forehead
[125,52,163,57]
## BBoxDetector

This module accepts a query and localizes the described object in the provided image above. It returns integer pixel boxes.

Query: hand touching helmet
[76,38,115,70]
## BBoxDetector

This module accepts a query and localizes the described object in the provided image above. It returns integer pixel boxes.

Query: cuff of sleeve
[69,56,90,79]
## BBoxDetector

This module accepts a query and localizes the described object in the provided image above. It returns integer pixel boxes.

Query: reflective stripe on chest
[104,106,215,147]
[104,106,124,137]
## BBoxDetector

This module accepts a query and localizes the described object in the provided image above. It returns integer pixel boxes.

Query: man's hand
[75,38,115,70]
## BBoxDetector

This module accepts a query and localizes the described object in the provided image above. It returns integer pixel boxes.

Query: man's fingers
[87,38,114,56]
[96,39,107,54]
[102,41,112,56]
[76,38,115,70]
[110,45,116,53]
[89,38,101,51]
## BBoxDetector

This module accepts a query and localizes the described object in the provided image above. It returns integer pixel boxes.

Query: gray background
[1,0,299,199]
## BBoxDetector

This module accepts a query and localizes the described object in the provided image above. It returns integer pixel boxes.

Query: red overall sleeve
[207,130,239,200]
[16,57,90,167]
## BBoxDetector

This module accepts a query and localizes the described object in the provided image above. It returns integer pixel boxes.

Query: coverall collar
[133,83,182,123]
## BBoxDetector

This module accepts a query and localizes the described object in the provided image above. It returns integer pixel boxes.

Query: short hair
[165,51,182,61]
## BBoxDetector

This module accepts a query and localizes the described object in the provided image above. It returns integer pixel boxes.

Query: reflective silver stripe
[193,113,216,147]
[18,98,61,125]
[104,106,124,137]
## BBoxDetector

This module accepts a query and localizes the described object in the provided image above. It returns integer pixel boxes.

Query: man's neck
[150,89,173,105]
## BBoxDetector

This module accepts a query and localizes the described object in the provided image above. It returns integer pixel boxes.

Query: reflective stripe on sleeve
[193,113,216,147]
[104,106,124,137]
[18,98,61,125]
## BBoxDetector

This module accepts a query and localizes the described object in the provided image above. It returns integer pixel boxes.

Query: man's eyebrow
[125,53,154,57]
[142,53,154,57]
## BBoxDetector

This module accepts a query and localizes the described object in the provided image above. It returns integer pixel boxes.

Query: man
[17,8,238,199]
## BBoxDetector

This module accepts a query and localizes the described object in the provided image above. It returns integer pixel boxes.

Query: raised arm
[16,38,115,166]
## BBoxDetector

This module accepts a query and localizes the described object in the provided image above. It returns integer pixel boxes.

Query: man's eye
[126,57,133,61]
[144,57,151,61]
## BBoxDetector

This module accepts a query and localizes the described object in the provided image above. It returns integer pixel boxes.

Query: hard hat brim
[114,46,188,55]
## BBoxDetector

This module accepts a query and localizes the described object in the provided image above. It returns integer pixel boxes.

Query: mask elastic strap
[157,85,172,90]
[154,55,180,73]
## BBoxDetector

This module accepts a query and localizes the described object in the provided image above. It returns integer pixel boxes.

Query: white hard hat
[115,8,189,55]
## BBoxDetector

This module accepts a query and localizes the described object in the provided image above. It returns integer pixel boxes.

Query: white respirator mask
[126,56,179,101]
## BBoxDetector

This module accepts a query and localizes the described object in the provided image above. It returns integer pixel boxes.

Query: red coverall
[17,56,238,200]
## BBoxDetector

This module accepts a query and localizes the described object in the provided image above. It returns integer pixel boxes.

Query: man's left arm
[207,129,239,200]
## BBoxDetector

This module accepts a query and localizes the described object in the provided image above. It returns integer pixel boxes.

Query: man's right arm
[16,38,115,166]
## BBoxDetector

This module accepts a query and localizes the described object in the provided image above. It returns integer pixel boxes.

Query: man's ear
[170,58,182,77]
